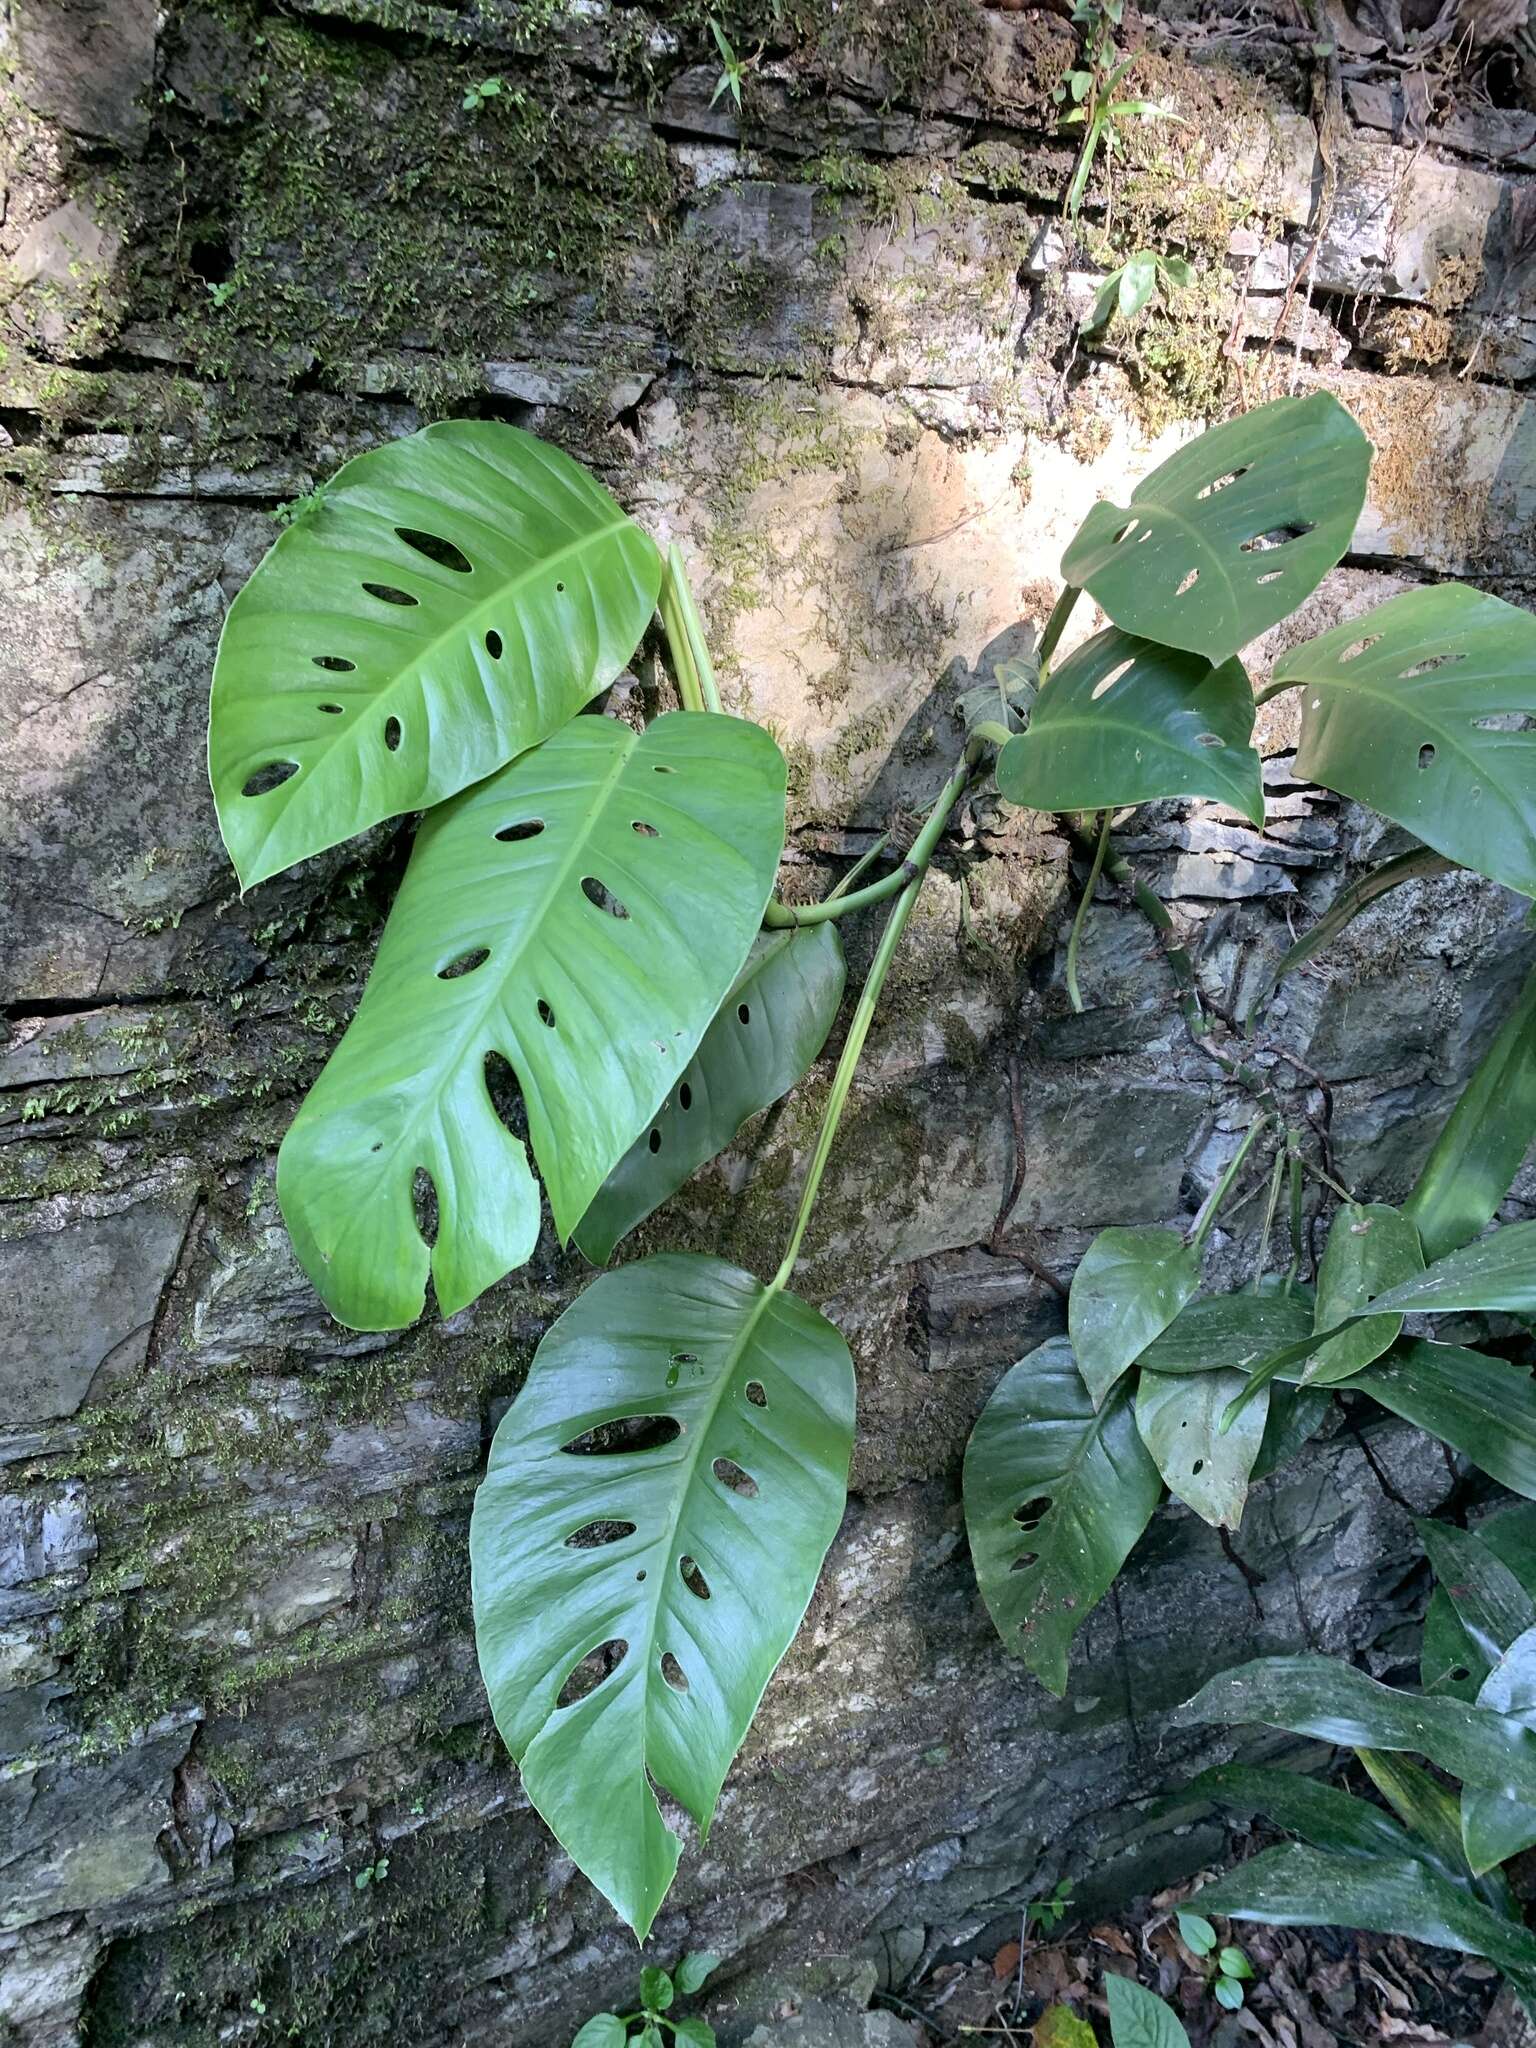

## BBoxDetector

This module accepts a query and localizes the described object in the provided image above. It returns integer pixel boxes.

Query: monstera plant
[209,388,1536,1939]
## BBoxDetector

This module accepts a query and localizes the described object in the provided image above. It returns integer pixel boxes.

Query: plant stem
[1037,584,1081,676]
[659,546,705,714]
[668,543,725,716]
[1251,1142,1287,1292]
[1065,808,1112,1013]
[1066,818,1208,1036]
[1188,1114,1270,1255]
[1253,676,1303,707]
[826,832,891,901]
[772,875,925,1290]
[1283,1136,1304,1291]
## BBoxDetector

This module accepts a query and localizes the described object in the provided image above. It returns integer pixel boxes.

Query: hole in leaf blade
[745,1380,767,1407]
[679,1555,712,1600]
[437,946,489,980]
[242,761,298,797]
[362,581,418,607]
[713,1456,759,1498]
[1091,657,1136,701]
[564,1519,637,1549]
[313,655,355,672]
[581,875,631,919]
[395,527,472,573]
[632,820,659,837]
[412,1166,439,1247]
[537,999,556,1029]
[1013,1494,1052,1533]
[556,1638,627,1709]
[562,1415,682,1455]
[384,717,403,751]
[1419,743,1437,770]
[660,1651,689,1693]
[496,819,544,842]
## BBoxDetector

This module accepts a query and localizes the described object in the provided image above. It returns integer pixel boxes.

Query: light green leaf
[1135,1368,1267,1528]
[672,2022,716,2048]
[1138,1287,1314,1378]
[1279,582,1536,897]
[1198,1842,1536,1977]
[574,925,845,1265]
[1301,1203,1423,1386]
[1212,1976,1243,2010]
[963,1337,1163,1696]
[277,712,786,1330]
[1060,392,1370,666]
[572,2017,628,2048]
[674,1953,721,1996]
[1105,1974,1191,2048]
[1184,1760,1421,1862]
[1464,1629,1536,1874]
[1217,1946,1252,1980]
[996,630,1263,827]
[1405,962,1536,1262]
[639,1966,673,2011]
[1035,2005,1097,2048]
[469,1253,855,1941]
[1118,252,1158,320]
[1068,1226,1201,1406]
[1176,1911,1216,1955]
[1359,1342,1536,1501]
[1365,1219,1536,1317]
[209,421,661,889]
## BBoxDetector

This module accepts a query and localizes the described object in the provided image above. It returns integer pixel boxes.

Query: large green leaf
[1105,1975,1190,2048]
[1137,1287,1314,1378]
[278,713,786,1330]
[1363,1219,1536,1317]
[1180,1653,1536,1799]
[1425,1503,1536,1697]
[469,1253,855,1940]
[1182,1762,1422,1862]
[574,925,845,1266]
[1406,964,1536,1263]
[1135,1368,1267,1529]
[1059,393,1370,665]
[963,1337,1163,1696]
[1068,1227,1200,1407]
[995,630,1263,825]
[1353,1752,1471,1878]
[1301,1203,1423,1387]
[1418,1519,1536,1672]
[1278,583,1536,897]
[209,421,661,889]
[1464,1629,1536,1874]
[1198,1843,1536,1977]
[1359,1342,1536,1501]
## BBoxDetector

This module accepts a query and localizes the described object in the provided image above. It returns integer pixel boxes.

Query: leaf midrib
[1302,669,1535,811]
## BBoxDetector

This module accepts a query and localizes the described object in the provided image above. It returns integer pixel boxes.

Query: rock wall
[5,1,1536,2041]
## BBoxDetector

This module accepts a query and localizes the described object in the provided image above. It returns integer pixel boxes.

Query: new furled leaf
[1060,392,1370,665]
[278,713,786,1329]
[210,421,662,888]
[470,1253,855,1940]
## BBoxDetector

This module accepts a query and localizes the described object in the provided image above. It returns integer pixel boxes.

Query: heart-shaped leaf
[278,712,786,1330]
[1278,583,1536,897]
[1105,1975,1191,2048]
[1359,1342,1536,1502]
[963,1337,1163,1696]
[574,924,845,1266]
[210,421,662,889]
[1464,1629,1536,1874]
[573,2018,628,2048]
[1365,1221,1536,1318]
[1135,1368,1268,1529]
[1137,1287,1314,1378]
[1302,1203,1424,1387]
[469,1252,855,1940]
[1060,392,1370,665]
[995,630,1263,826]
[1068,1226,1201,1406]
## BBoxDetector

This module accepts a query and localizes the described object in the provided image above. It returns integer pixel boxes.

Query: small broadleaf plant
[209,388,1536,1938]
[573,1951,720,2046]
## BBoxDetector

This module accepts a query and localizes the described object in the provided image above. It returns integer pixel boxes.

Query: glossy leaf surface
[210,421,662,888]
[1137,1287,1313,1378]
[575,924,845,1265]
[996,630,1263,825]
[1359,1343,1536,1501]
[963,1337,1162,1696]
[1418,1518,1536,1673]
[1356,1750,1475,1881]
[1464,1629,1536,1874]
[1068,1227,1200,1406]
[470,1253,855,1940]
[1060,392,1370,665]
[1365,1222,1536,1316]
[1424,1504,1536,1698]
[1301,1203,1423,1387]
[1251,1383,1331,1482]
[1281,583,1536,896]
[1105,1975,1190,2048]
[278,713,786,1329]
[1136,1368,1267,1528]
[1184,1762,1421,1862]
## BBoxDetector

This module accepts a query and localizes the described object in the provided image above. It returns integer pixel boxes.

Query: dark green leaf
[996,631,1263,826]
[1366,1220,1536,1317]
[209,421,661,889]
[1301,1203,1423,1386]
[1135,1368,1267,1529]
[469,1252,855,1940]
[1138,1288,1314,1378]
[1198,1842,1536,1977]
[1279,582,1536,896]
[963,1337,1163,1696]
[277,712,786,1329]
[1180,1654,1536,1799]
[1059,393,1370,666]
[1251,1382,1331,1482]
[1405,964,1536,1263]
[1416,1519,1536,1670]
[640,1967,673,2011]
[1425,1503,1536,1696]
[1356,1342,1536,1500]
[1176,1910,1216,1955]
[1464,1629,1536,1874]
[1355,1750,1473,1881]
[575,925,844,1265]
[1068,1227,1201,1406]
[674,1953,720,1996]
[1105,1974,1191,2048]
[572,2017,628,2048]
[1182,1761,1419,1862]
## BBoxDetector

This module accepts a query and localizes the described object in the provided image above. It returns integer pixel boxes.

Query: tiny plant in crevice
[1026,1876,1074,1935]
[462,74,503,114]
[1056,0,1180,222]
[1082,248,1194,343]
[707,20,752,111]
[207,388,1536,1938]
[574,1952,720,2047]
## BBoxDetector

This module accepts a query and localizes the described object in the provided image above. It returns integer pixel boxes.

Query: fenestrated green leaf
[210,421,662,889]
[1364,1220,1536,1317]
[1060,392,1370,665]
[1198,1843,1536,1977]
[1301,1203,1424,1387]
[963,1337,1163,1696]
[1135,1368,1267,1529]
[1417,1519,1536,1671]
[1278,582,1536,896]
[1425,1504,1536,1697]
[1105,1974,1191,2048]
[469,1253,855,1941]
[277,713,786,1330]
[1464,1629,1536,1874]
[574,924,845,1266]
[1180,1654,1536,1800]
[1359,1342,1536,1501]
[1068,1227,1201,1406]
[1182,1761,1422,1862]
[995,630,1263,826]
[1138,1287,1314,1378]
[1251,1382,1331,1482]
[1406,963,1536,1263]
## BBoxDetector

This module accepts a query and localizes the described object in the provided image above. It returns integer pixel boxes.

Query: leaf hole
[564,1519,637,1549]
[660,1651,689,1694]
[744,1380,767,1407]
[556,1638,627,1709]
[1191,1458,1205,1476]
[485,629,503,658]
[679,1082,693,1111]
[1195,732,1222,748]
[581,875,631,919]
[537,999,556,1029]
[394,527,472,573]
[647,1128,662,1153]
[1113,518,1139,544]
[738,1002,751,1025]
[318,702,344,715]
[242,761,298,797]
[482,1050,524,1135]
[437,946,489,980]
[1175,567,1200,597]
[1451,1665,1471,1682]
[312,655,355,672]
[679,1555,712,1600]
[362,581,418,607]
[1091,657,1136,701]
[632,820,659,837]
[496,819,544,842]
[713,1456,759,1498]
[670,1351,699,1366]
[1337,635,1380,665]
[1400,652,1465,678]
[556,580,566,593]
[1255,570,1283,586]
[561,1415,682,1455]
[1013,1494,1052,1533]
[1010,1553,1040,1571]
[1418,743,1436,770]
[412,1166,438,1247]
[1196,467,1248,500]
[653,763,678,774]
[1240,524,1313,553]
[384,717,403,751]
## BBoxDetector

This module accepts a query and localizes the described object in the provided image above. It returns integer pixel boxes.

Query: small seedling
[573,1952,720,2046]
[1176,1912,1253,2008]
[462,75,503,114]
[204,279,237,309]
[353,1857,389,1890]
[1025,1877,1074,1935]
[1055,0,1180,220]
[708,21,750,110]
[1083,248,1195,339]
